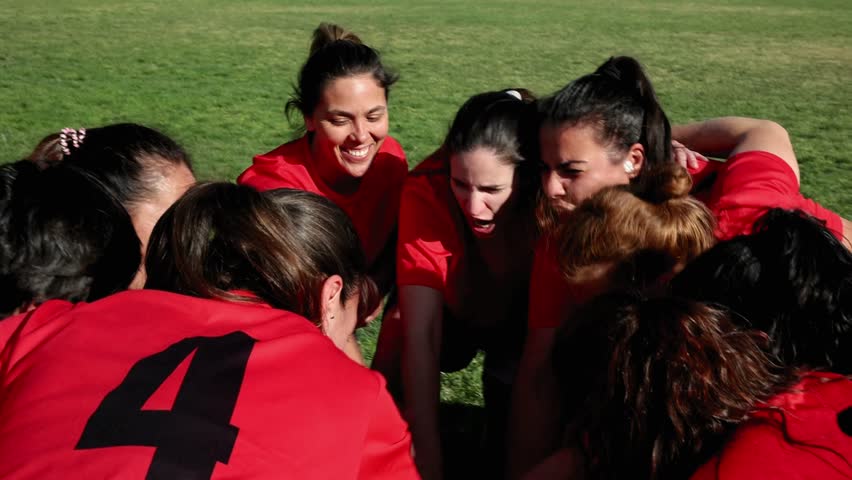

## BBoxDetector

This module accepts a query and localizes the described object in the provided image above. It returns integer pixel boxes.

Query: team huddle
[1,22,851,480]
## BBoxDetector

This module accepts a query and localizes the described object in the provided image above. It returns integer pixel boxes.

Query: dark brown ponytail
[539,56,672,179]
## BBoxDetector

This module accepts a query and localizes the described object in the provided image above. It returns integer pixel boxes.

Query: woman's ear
[625,143,646,178]
[319,274,344,334]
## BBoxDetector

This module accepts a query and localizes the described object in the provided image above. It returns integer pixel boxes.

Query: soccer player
[0,184,418,479]
[376,89,539,479]
[237,23,406,332]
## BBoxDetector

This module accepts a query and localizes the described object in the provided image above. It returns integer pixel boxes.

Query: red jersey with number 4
[0,290,418,480]
[527,151,845,330]
[237,136,408,266]
[691,373,852,480]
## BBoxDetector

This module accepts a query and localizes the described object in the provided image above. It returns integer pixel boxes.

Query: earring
[623,161,635,174]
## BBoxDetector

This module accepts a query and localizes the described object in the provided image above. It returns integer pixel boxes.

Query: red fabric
[396,153,468,312]
[0,290,418,480]
[705,150,843,241]
[526,237,572,330]
[396,153,536,341]
[237,136,408,265]
[691,373,852,480]
[527,154,844,329]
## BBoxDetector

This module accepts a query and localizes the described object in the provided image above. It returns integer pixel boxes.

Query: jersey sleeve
[527,239,573,329]
[237,139,317,193]
[707,150,844,240]
[356,374,419,479]
[237,157,291,192]
[396,175,456,292]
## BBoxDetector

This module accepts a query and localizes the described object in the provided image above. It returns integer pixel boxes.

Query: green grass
[2,0,851,410]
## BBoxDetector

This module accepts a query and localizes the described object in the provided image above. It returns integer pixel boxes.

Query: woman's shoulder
[238,136,318,192]
[378,135,406,160]
[692,373,852,480]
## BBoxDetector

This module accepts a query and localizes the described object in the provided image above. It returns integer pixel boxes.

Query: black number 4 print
[76,332,256,480]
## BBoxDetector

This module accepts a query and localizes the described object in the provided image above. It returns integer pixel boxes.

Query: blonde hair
[555,164,715,285]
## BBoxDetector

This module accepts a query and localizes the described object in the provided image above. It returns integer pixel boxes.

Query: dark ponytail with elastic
[540,56,672,179]
[286,22,398,131]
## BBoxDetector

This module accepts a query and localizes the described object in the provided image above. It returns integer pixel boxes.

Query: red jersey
[704,150,843,241]
[527,152,845,329]
[691,373,852,479]
[396,153,468,314]
[0,290,418,479]
[526,237,572,331]
[396,153,534,333]
[237,136,408,265]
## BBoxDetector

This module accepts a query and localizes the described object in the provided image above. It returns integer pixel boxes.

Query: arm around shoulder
[672,117,799,183]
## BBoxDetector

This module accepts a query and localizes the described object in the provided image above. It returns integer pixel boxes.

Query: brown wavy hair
[553,292,797,479]
[553,163,716,288]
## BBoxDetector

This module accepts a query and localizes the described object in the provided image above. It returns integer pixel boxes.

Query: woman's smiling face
[305,73,389,183]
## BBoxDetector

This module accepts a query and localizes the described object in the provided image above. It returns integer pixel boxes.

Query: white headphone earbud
[623,161,636,174]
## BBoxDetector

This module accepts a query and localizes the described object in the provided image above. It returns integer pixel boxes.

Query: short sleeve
[396,175,458,292]
[356,374,419,479]
[706,151,843,240]
[236,139,318,193]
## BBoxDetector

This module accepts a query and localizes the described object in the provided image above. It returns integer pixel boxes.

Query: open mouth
[340,145,372,162]
[469,217,496,235]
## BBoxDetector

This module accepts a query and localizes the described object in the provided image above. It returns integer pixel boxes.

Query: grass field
[2,0,851,410]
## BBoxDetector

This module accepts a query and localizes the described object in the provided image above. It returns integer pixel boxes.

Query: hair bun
[309,22,363,55]
[595,56,648,96]
[633,163,693,203]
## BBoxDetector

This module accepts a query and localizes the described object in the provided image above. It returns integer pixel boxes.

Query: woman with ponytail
[374,88,539,479]
[511,56,689,475]
[0,184,418,479]
[238,23,406,354]
[515,164,716,479]
[510,56,850,476]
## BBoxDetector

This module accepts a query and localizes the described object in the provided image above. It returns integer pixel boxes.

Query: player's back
[0,289,416,479]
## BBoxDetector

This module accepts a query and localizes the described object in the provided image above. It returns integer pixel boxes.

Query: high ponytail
[286,22,398,130]
[540,56,672,179]
[554,162,714,284]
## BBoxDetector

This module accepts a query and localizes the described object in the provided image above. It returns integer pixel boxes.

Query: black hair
[539,56,671,180]
[671,208,852,374]
[442,88,541,210]
[0,161,141,317]
[286,23,398,129]
[446,88,539,164]
[28,123,192,212]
